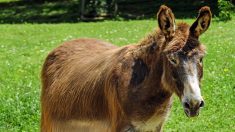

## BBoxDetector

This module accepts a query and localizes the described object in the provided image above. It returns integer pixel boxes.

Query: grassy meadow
[0,18,234,131]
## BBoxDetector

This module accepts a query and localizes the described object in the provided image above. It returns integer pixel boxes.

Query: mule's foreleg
[41,108,53,132]
[109,108,136,132]
[155,122,164,132]
[121,124,136,132]
[104,84,135,132]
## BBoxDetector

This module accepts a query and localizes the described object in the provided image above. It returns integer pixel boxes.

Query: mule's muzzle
[183,100,204,117]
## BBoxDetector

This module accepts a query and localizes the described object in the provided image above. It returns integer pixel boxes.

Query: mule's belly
[52,120,110,132]
[54,119,163,132]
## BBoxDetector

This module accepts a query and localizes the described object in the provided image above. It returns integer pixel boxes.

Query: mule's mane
[137,22,205,56]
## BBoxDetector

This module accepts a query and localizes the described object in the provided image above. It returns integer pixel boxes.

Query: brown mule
[41,5,212,132]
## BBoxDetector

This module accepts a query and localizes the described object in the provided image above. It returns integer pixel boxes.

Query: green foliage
[0,19,235,131]
[218,0,234,21]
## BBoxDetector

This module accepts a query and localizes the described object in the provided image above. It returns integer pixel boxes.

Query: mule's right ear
[157,5,176,39]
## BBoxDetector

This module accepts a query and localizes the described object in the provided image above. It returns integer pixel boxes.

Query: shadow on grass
[0,1,83,23]
[0,0,219,24]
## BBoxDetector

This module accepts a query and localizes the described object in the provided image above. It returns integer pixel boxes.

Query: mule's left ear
[190,6,212,38]
[157,5,176,39]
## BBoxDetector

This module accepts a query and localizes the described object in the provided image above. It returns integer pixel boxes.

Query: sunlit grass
[0,0,18,2]
[0,19,234,131]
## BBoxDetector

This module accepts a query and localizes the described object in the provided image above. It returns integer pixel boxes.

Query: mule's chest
[130,98,173,131]
[132,114,166,132]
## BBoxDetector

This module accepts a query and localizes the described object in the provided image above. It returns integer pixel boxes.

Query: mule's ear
[190,6,212,38]
[157,5,176,39]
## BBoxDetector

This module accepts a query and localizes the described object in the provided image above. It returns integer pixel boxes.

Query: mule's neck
[134,29,173,95]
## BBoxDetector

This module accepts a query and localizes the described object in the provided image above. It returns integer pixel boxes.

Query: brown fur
[41,5,211,132]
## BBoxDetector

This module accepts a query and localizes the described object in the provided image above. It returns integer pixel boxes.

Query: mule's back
[47,38,117,63]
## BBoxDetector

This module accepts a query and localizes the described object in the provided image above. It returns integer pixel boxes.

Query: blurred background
[0,0,234,23]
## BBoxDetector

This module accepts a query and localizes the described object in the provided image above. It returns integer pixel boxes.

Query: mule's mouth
[184,108,200,117]
[181,98,204,117]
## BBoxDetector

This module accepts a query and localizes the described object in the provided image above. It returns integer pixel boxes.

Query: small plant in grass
[218,0,234,21]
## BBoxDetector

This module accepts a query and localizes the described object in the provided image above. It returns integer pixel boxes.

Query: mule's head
[157,5,211,117]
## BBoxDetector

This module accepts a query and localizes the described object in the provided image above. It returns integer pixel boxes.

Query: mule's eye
[169,58,177,65]
[167,53,178,65]
[199,58,203,63]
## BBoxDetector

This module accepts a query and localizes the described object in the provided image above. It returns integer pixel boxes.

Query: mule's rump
[41,38,119,119]
[41,39,118,130]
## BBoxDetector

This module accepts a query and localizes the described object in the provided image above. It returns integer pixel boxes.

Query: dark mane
[136,22,205,57]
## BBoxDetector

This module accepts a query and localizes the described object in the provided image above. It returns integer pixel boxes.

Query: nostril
[199,101,205,108]
[183,102,190,109]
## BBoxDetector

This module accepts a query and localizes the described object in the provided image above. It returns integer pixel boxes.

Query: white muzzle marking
[182,68,203,105]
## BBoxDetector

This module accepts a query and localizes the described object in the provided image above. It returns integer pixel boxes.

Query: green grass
[0,19,234,131]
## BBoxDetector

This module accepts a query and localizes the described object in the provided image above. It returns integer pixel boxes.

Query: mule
[41,5,212,132]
